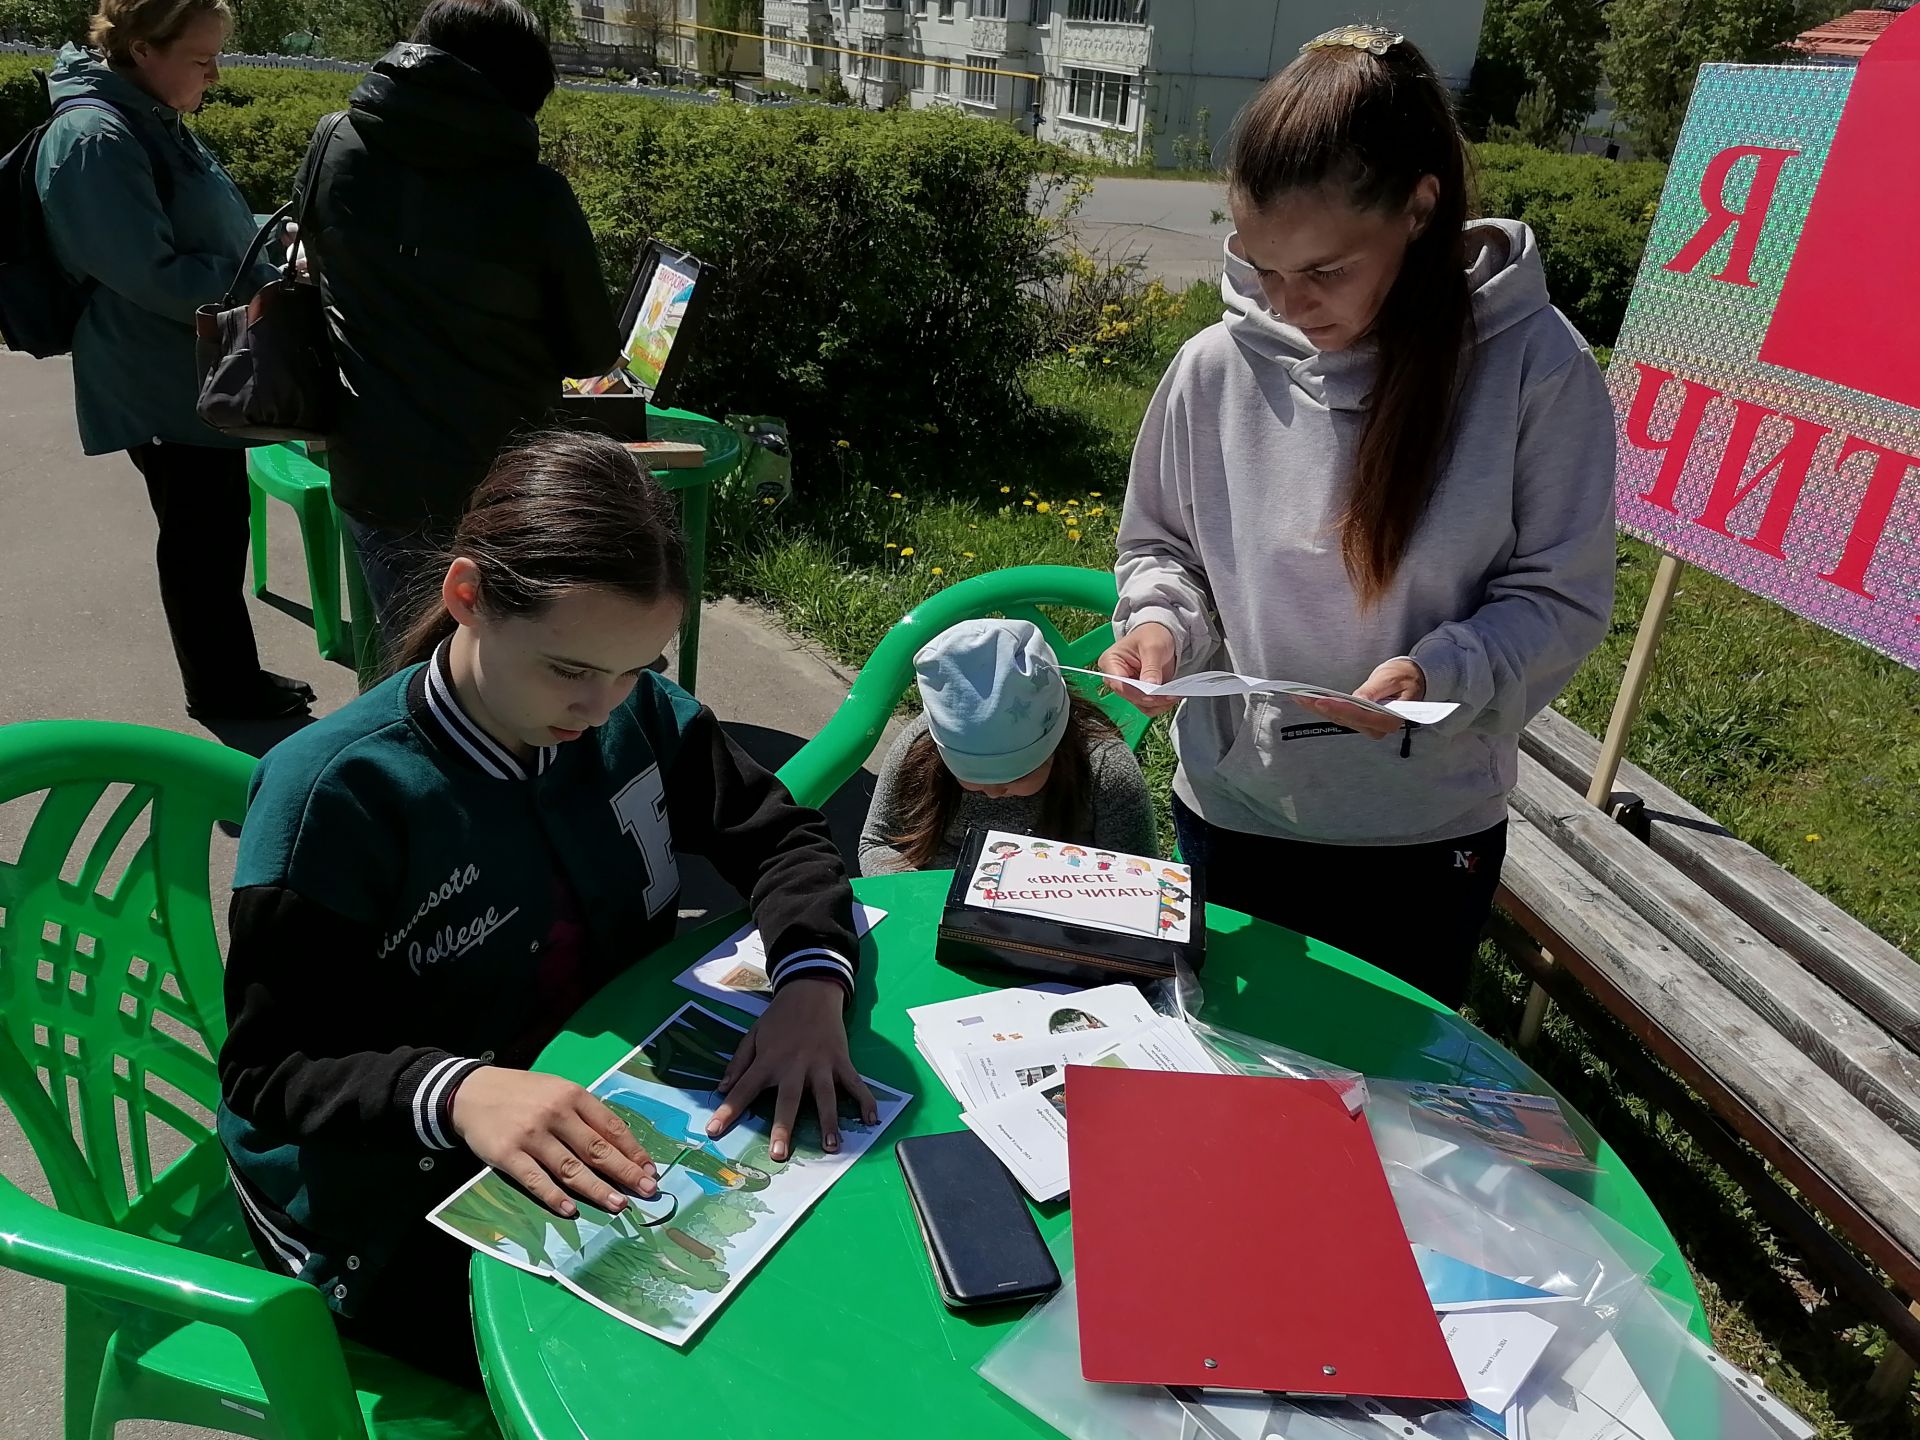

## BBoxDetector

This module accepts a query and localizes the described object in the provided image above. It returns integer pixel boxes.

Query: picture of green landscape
[430,1002,909,1344]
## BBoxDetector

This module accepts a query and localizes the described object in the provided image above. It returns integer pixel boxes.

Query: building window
[1032,0,1052,24]
[766,22,789,60]
[820,45,840,72]
[1066,0,1145,21]
[970,0,1007,15]
[1064,66,1134,126]
[964,53,998,106]
[938,0,954,16]
[934,62,950,94]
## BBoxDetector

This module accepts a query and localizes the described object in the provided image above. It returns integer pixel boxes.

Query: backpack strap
[49,97,176,210]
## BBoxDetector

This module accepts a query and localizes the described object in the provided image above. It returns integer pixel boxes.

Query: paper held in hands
[1059,664,1460,726]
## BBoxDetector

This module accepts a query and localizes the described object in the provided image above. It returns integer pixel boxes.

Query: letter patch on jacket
[611,765,679,916]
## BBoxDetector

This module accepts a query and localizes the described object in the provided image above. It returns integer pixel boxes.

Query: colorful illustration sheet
[963,830,1194,943]
[624,253,699,393]
[428,1001,909,1345]
[1403,1083,1599,1173]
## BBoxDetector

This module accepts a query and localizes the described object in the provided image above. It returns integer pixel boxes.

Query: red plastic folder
[1066,1067,1464,1400]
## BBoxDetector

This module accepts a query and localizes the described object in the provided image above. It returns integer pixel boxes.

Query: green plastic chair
[0,720,497,1440]
[776,564,1142,811]
[247,443,353,666]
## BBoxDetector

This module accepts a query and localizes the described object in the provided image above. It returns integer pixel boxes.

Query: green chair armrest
[775,565,1119,811]
[0,1176,369,1437]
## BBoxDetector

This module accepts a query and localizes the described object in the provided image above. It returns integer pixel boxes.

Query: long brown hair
[888,695,1117,870]
[387,430,691,674]
[1227,35,1474,605]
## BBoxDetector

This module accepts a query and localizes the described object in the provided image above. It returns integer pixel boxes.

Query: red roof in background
[1785,8,1904,60]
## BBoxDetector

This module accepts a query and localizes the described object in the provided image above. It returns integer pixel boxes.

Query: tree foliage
[1603,0,1853,160]
[1462,0,1606,143]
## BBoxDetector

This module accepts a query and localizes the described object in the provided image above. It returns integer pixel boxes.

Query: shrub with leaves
[1,54,1084,474]
[1474,142,1667,346]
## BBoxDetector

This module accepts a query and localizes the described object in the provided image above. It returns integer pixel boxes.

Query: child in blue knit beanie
[858,618,1157,875]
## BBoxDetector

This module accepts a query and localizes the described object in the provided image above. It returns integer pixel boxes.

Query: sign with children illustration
[964,831,1194,945]
[1607,8,1920,669]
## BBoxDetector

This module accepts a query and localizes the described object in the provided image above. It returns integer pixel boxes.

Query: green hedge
[2,54,1075,465]
[1475,142,1667,347]
[2,55,1669,460]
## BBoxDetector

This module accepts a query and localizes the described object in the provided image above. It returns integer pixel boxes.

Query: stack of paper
[907,983,1223,1202]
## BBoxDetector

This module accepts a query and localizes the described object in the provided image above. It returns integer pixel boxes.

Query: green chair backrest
[0,722,253,1233]
[776,564,1140,811]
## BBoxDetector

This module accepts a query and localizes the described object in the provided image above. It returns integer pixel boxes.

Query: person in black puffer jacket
[293,0,620,634]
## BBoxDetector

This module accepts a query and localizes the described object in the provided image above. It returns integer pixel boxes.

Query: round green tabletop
[470,870,1706,1439]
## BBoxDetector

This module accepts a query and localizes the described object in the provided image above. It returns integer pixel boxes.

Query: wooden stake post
[1516,552,1685,1048]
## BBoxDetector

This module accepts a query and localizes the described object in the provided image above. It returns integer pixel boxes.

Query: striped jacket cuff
[411,1054,487,1151]
[767,947,855,997]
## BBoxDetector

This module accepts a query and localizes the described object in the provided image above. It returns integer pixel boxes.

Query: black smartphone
[897,1131,1061,1309]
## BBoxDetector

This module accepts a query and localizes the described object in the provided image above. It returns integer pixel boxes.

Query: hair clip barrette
[1301,24,1404,57]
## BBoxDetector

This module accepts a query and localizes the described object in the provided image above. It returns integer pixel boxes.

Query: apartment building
[574,0,762,77]
[761,0,1484,165]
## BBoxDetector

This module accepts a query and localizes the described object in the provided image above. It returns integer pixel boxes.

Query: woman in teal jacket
[36,0,312,721]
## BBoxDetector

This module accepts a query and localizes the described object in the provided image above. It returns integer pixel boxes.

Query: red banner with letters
[1607,9,1920,668]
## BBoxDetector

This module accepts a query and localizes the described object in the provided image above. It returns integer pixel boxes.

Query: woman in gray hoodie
[1100,26,1617,1008]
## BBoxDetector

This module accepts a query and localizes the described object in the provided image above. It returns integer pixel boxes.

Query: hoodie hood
[1220,218,1553,412]
[47,42,189,137]
[348,43,539,170]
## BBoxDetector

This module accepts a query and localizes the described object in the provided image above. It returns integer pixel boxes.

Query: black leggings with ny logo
[1171,798,1508,1011]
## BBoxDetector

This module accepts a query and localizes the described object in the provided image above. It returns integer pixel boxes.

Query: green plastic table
[633,406,743,696]
[469,870,1707,1439]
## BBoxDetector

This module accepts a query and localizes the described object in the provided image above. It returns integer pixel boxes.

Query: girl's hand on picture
[1298,657,1426,740]
[450,1066,657,1219]
[1096,622,1181,717]
[707,977,876,1163]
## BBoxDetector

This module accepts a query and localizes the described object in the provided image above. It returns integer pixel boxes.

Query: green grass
[709,279,1920,1434]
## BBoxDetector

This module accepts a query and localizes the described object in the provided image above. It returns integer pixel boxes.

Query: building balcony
[1052,17,1151,67]
[858,5,907,37]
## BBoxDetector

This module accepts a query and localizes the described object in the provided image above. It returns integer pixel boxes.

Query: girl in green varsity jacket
[216,431,873,1384]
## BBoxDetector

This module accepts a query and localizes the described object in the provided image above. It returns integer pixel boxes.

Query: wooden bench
[1493,706,1920,1391]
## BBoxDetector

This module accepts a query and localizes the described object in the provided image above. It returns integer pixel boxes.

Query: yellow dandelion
[1804,833,1822,842]
[1036,502,1052,514]
[835,439,850,449]
[1090,506,1106,517]
[1066,498,1080,506]
[1022,499,1034,507]
[888,491,903,500]
[1068,528,1082,541]
[999,485,1011,494]
[900,546,915,557]
[761,496,776,506]
[884,543,898,550]
[1090,491,1102,498]
[931,566,945,576]
[963,551,976,559]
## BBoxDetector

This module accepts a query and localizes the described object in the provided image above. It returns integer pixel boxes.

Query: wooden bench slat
[1498,815,1920,1289]
[1522,707,1920,1054]
[1511,755,1920,1149]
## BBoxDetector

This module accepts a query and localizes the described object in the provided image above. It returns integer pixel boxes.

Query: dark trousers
[342,514,446,647]
[127,441,262,705]
[1172,796,1507,1010]
[332,1227,483,1390]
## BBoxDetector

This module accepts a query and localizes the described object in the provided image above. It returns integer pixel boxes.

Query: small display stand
[553,239,710,443]
[938,828,1205,986]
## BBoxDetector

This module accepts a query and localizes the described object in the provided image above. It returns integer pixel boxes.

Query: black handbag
[193,111,350,441]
